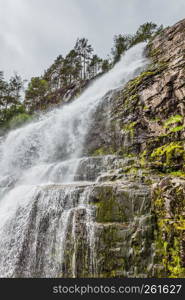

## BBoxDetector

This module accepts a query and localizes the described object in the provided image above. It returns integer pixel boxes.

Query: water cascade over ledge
[0,43,149,277]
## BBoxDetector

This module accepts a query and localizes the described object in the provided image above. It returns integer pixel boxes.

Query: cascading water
[0,43,148,277]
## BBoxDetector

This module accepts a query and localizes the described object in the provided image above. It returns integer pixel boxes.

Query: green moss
[170,171,185,177]
[123,61,168,113]
[151,142,185,167]
[123,94,139,111]
[125,166,138,175]
[91,146,115,156]
[150,117,160,122]
[164,115,183,128]
[155,219,185,277]
[125,70,156,95]
[140,150,147,167]
[98,226,126,277]
[148,47,162,58]
[153,182,185,278]
[168,237,185,278]
[126,153,136,158]
[122,121,137,138]
[95,187,128,223]
[169,125,184,133]
[151,142,183,158]
[93,148,107,156]
[174,219,185,230]
[154,198,165,214]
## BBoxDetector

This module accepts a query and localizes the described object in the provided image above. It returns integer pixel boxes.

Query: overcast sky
[0,0,185,80]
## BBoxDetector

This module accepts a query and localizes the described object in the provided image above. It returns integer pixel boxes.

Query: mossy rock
[150,142,185,171]
[152,178,185,277]
[93,186,130,223]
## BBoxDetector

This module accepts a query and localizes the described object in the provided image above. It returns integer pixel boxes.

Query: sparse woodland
[0,22,162,131]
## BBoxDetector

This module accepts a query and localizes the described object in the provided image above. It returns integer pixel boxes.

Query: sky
[0,0,185,81]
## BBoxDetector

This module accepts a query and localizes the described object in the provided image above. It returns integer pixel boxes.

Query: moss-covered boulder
[152,177,185,277]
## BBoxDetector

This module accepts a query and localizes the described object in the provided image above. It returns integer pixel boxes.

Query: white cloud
[0,0,185,80]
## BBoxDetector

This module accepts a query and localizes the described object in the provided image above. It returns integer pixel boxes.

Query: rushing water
[0,43,148,277]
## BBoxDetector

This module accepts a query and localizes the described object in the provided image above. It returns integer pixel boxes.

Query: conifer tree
[75,38,93,80]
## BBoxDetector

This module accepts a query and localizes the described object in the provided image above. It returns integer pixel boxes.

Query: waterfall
[0,43,148,277]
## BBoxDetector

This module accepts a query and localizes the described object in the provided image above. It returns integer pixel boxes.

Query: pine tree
[9,74,23,103]
[62,50,82,85]
[112,34,131,64]
[101,59,111,73]
[44,55,64,90]
[130,22,159,45]
[87,55,102,78]
[0,72,24,126]
[75,38,93,80]
[25,77,48,111]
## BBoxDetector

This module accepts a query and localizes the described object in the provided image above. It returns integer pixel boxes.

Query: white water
[0,43,148,277]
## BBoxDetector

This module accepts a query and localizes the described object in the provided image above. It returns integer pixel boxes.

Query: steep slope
[85,18,185,277]
[0,19,185,278]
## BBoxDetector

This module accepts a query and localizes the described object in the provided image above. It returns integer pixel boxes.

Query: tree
[0,72,7,105]
[87,55,102,78]
[25,77,48,111]
[101,59,111,73]
[0,72,25,127]
[44,55,64,90]
[9,74,23,102]
[0,72,8,124]
[111,34,131,64]
[131,22,158,45]
[75,38,93,80]
[62,50,82,85]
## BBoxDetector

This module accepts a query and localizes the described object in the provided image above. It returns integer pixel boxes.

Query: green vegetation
[164,115,183,128]
[153,183,185,277]
[0,72,27,130]
[111,22,163,64]
[24,38,111,112]
[151,142,185,168]
[92,147,108,156]
[25,77,49,111]
[8,113,33,129]
[169,125,184,133]
[0,21,163,130]
[123,61,168,101]
[170,171,185,177]
[122,121,137,138]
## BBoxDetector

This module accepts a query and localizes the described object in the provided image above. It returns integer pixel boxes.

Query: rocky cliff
[0,19,185,279]
[80,18,185,277]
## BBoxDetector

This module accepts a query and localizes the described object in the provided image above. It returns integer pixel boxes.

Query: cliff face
[87,19,185,159]
[1,20,185,279]
[80,19,185,277]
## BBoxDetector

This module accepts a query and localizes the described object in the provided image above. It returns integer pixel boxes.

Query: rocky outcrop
[152,177,185,277]
[1,19,185,278]
[81,19,185,277]
[87,19,185,163]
